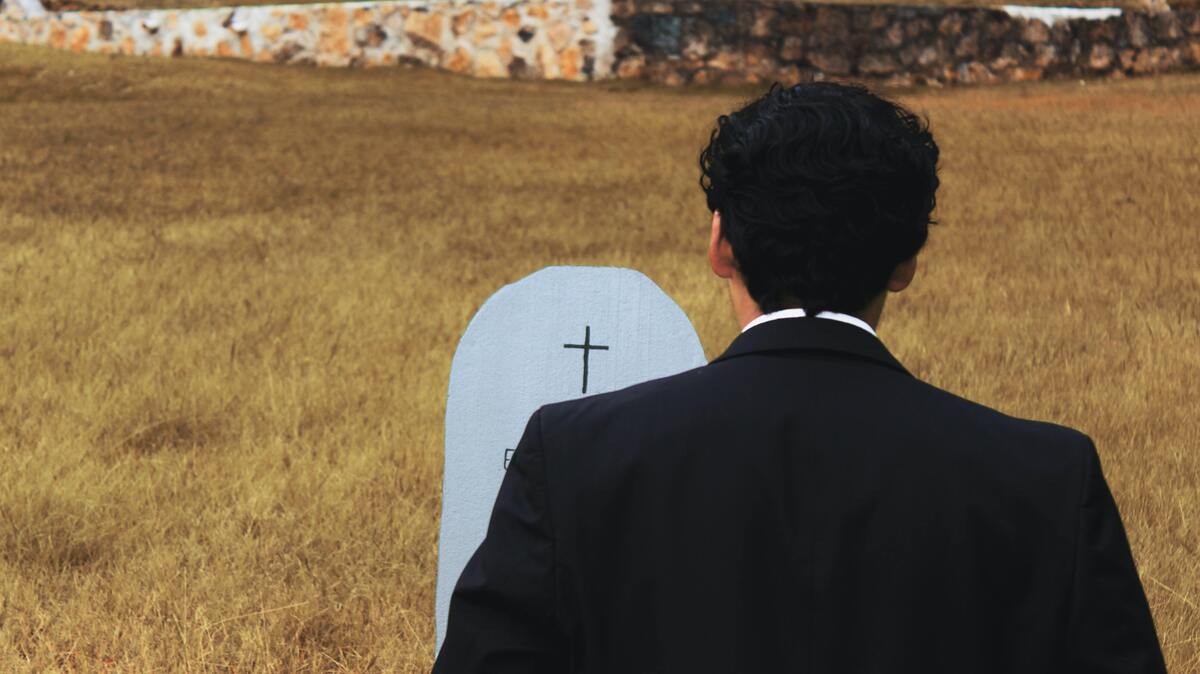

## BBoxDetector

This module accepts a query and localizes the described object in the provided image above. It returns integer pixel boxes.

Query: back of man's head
[699,82,940,317]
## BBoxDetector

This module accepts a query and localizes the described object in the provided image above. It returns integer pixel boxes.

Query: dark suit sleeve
[1064,437,1167,673]
[432,407,567,673]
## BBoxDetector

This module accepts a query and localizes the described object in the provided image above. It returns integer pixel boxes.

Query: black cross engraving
[504,448,514,470]
[563,325,609,394]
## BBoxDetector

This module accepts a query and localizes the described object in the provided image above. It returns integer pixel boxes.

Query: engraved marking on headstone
[562,325,609,394]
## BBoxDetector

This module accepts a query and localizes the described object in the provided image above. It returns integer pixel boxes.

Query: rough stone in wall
[2,0,49,17]
[609,0,1200,86]
[0,0,614,80]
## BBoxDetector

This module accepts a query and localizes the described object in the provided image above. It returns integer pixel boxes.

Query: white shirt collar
[741,307,877,337]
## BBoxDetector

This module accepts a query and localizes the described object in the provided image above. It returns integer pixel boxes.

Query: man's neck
[730,278,886,333]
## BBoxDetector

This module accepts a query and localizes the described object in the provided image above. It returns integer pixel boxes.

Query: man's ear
[887,255,918,292]
[708,211,736,280]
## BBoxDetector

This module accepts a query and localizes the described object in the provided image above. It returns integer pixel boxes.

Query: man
[432,82,1166,673]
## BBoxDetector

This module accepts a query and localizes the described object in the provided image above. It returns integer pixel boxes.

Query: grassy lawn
[0,43,1197,672]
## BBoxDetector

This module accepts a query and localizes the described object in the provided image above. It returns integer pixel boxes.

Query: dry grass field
[0,43,1197,672]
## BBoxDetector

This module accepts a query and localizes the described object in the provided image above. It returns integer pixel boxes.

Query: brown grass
[0,43,1197,672]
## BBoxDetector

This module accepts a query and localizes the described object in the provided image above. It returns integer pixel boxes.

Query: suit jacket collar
[709,315,912,377]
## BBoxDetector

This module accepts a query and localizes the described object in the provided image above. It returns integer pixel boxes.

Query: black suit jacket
[433,317,1166,673]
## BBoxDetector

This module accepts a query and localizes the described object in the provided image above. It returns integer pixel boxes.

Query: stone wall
[611,0,1200,85]
[0,0,614,78]
[2,0,1199,86]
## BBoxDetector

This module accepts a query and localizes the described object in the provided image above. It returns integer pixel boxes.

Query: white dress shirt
[741,307,877,337]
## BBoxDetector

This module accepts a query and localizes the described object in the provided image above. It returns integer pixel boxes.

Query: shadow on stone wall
[611,0,1200,86]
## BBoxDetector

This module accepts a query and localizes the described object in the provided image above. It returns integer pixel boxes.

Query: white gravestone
[436,266,707,651]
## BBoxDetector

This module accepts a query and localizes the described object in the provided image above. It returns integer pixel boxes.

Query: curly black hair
[699,82,940,317]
